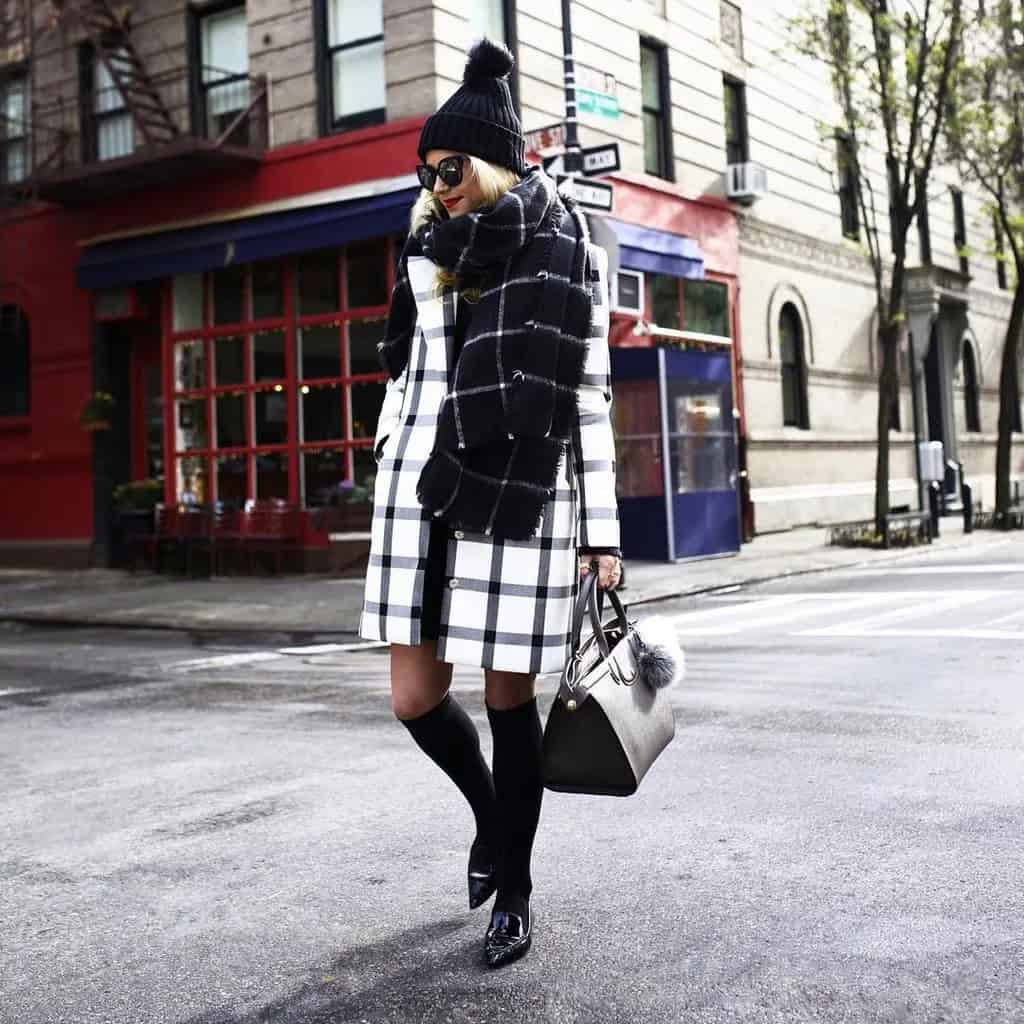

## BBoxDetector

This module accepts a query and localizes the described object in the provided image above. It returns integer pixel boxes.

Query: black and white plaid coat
[359,247,619,675]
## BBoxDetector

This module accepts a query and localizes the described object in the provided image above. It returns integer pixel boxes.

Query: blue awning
[604,218,704,280]
[78,185,420,290]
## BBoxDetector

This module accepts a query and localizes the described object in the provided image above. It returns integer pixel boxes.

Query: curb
[622,529,1011,609]
[0,529,1008,635]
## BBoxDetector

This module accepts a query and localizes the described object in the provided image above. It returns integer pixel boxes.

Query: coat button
[537,270,548,280]
[512,369,525,383]
[453,530,465,540]
[449,578,460,589]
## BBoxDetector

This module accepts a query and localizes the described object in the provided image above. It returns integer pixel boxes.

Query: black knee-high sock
[400,693,496,843]
[487,697,544,914]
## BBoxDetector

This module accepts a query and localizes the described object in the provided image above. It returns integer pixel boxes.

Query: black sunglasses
[416,155,467,191]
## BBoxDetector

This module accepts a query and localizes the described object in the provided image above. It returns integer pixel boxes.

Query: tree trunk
[874,321,900,533]
[994,280,1024,520]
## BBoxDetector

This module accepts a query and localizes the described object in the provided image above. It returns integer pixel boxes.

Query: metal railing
[24,64,268,180]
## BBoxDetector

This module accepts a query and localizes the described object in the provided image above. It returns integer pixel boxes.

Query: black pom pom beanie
[418,38,526,176]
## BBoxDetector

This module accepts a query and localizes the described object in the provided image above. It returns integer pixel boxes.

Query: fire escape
[4,0,268,205]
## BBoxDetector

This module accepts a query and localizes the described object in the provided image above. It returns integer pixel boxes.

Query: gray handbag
[542,571,680,796]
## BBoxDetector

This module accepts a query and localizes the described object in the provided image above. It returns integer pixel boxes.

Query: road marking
[169,652,283,672]
[798,591,1000,638]
[668,593,907,636]
[0,687,40,697]
[277,641,387,655]
[859,628,1024,641]
[836,564,1024,576]
[985,606,1024,627]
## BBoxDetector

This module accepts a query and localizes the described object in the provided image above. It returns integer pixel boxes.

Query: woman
[359,38,621,968]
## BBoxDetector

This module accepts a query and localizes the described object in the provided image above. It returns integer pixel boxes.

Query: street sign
[576,87,620,119]
[543,142,621,180]
[556,175,614,213]
[524,122,566,154]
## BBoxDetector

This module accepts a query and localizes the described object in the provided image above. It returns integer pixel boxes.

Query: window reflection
[300,325,341,379]
[255,389,288,445]
[301,382,343,442]
[175,398,208,451]
[348,319,384,376]
[297,249,340,315]
[216,393,246,448]
[214,335,245,386]
[254,329,286,381]
[216,453,248,509]
[175,340,205,391]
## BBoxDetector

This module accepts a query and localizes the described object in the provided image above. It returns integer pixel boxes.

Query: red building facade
[0,118,741,568]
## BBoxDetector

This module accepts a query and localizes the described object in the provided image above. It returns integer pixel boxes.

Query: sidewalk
[0,519,1008,637]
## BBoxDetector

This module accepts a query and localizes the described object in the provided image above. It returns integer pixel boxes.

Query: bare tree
[793,0,965,533]
[946,1,1024,524]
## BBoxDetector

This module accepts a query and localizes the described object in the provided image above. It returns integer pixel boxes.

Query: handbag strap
[569,569,632,659]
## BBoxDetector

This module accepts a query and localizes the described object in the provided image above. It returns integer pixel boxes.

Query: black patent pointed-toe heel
[484,901,532,968]
[468,838,497,910]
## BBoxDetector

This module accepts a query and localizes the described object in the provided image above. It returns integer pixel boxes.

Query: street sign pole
[561,0,583,176]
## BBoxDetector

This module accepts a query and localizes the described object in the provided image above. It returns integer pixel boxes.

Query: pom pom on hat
[418,37,526,174]
[463,37,515,85]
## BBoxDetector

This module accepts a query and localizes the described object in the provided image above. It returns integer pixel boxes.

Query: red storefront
[0,119,741,569]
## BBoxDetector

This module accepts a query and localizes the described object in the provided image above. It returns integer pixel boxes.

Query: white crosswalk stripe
[663,587,1019,643]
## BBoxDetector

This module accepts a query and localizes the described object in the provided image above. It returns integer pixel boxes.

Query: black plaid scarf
[378,169,593,540]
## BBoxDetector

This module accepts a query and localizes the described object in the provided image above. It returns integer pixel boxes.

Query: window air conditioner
[727,161,768,204]
[612,269,645,315]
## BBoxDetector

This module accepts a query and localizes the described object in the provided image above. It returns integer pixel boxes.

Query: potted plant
[110,479,162,568]
[80,391,115,432]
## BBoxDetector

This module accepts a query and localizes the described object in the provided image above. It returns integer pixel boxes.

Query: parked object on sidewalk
[78,391,115,432]
[827,510,932,550]
[542,572,677,796]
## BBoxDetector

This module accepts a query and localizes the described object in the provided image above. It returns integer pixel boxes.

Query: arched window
[0,304,30,417]
[962,341,981,433]
[780,302,810,429]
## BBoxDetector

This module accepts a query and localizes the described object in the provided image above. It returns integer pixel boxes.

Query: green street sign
[576,87,619,119]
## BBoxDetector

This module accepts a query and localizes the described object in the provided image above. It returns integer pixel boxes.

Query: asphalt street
[2,539,1023,1023]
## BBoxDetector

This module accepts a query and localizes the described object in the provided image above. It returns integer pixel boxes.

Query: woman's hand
[579,554,622,591]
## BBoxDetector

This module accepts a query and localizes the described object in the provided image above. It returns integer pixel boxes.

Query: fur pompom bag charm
[541,572,680,796]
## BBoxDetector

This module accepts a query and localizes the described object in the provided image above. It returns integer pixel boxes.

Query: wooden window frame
[0,69,28,185]
[314,0,387,137]
[640,39,674,182]
[166,241,396,511]
[779,303,810,430]
[723,75,749,166]
[187,0,249,142]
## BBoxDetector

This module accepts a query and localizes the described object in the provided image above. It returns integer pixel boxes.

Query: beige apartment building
[1,0,1020,568]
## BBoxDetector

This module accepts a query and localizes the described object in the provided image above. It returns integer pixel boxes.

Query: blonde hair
[410,155,521,299]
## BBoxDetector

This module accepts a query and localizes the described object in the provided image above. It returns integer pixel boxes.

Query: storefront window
[614,379,664,498]
[170,238,392,508]
[213,265,246,325]
[254,329,286,381]
[297,249,340,316]
[252,262,284,320]
[175,339,205,391]
[651,274,680,330]
[214,335,245,386]
[300,325,342,379]
[683,280,730,337]
[255,388,288,444]
[346,238,389,307]
[647,275,732,339]
[173,274,203,332]
[666,377,734,493]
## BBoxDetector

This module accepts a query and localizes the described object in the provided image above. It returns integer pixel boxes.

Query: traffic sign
[576,87,620,119]
[524,122,566,154]
[556,175,613,213]
[543,142,620,179]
